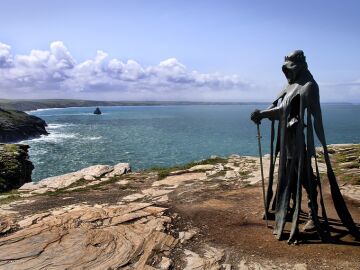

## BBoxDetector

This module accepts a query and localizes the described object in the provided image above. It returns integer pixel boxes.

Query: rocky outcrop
[19,163,131,194]
[93,107,102,115]
[0,108,48,143]
[0,146,359,269]
[0,202,177,269]
[0,144,33,192]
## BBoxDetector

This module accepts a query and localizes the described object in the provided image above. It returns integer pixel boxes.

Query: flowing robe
[265,79,360,242]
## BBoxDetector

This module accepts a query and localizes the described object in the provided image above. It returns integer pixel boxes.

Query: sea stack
[93,107,102,115]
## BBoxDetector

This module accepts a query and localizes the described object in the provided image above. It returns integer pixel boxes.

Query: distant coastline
[0,98,356,111]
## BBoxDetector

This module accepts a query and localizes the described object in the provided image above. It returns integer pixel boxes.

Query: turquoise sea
[24,104,360,182]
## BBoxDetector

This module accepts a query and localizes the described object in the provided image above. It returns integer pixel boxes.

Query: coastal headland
[0,144,359,269]
[0,108,48,143]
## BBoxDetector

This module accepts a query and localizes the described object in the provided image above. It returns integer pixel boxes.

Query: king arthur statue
[251,50,360,243]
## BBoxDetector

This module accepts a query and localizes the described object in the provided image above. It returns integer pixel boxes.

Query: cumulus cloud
[0,41,251,100]
[0,42,13,68]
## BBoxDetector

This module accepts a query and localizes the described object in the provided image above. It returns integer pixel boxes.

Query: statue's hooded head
[282,50,308,84]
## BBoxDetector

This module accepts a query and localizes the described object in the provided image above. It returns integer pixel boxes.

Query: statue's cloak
[265,79,360,242]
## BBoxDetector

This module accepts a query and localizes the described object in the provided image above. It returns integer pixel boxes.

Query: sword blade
[257,124,269,227]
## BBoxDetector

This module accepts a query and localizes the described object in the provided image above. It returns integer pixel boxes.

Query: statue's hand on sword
[251,109,262,124]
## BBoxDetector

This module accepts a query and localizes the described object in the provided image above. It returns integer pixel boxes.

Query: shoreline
[26,142,359,183]
[1,99,357,112]
[2,142,357,192]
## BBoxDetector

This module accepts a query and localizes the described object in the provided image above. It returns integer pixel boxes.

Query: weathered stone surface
[0,203,177,269]
[83,175,95,181]
[225,170,239,179]
[179,228,199,244]
[19,164,116,193]
[0,214,17,234]
[142,188,173,198]
[0,144,34,192]
[157,256,172,270]
[153,172,207,188]
[106,162,131,177]
[0,145,358,269]
[184,246,224,270]
[188,164,215,172]
[122,193,146,202]
[340,184,360,201]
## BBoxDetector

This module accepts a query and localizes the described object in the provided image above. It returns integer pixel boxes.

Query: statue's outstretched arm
[260,87,288,120]
[250,89,285,123]
[260,106,281,120]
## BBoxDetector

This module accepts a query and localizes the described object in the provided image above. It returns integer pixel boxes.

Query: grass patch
[329,145,360,186]
[147,157,228,180]
[46,175,123,196]
[0,190,21,204]
[239,170,252,179]
[242,182,253,188]
[209,170,227,178]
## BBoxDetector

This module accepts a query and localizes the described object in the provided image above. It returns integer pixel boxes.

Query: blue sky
[0,0,359,102]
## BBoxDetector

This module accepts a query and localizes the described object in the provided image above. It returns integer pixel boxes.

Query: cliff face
[0,144,34,192]
[0,108,48,143]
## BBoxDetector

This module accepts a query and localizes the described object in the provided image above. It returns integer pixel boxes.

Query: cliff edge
[0,144,359,269]
[0,108,48,143]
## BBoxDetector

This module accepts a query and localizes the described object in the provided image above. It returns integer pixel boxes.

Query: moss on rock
[0,143,34,192]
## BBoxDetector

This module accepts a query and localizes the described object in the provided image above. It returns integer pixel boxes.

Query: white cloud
[0,41,252,100]
[0,42,13,68]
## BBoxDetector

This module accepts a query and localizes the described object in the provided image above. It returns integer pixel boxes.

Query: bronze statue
[251,50,360,243]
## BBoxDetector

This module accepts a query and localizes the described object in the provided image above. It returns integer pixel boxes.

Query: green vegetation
[0,107,48,143]
[147,157,228,180]
[46,175,124,196]
[0,190,21,204]
[239,170,251,179]
[329,145,360,185]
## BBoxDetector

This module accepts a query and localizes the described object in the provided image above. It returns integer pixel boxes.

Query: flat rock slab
[0,203,177,270]
[106,163,131,177]
[18,163,131,194]
[19,165,114,192]
[188,164,215,172]
[152,172,207,188]
[340,184,360,201]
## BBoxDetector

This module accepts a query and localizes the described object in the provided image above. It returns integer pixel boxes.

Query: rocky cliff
[0,144,359,269]
[0,144,34,192]
[0,108,48,143]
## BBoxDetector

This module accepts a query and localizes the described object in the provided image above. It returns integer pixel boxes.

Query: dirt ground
[169,180,360,269]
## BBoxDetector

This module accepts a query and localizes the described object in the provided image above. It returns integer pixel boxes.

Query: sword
[256,123,269,227]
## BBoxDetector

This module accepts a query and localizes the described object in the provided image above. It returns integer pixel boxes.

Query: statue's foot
[302,220,316,232]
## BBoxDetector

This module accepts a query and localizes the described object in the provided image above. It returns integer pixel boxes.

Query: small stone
[225,170,238,179]
[188,164,215,172]
[122,193,146,202]
[294,263,308,270]
[84,175,95,181]
[179,228,199,243]
[106,163,131,177]
[157,257,172,270]
[222,264,232,270]
[117,180,129,185]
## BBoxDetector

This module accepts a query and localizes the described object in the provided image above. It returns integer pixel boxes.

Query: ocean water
[23,104,360,182]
